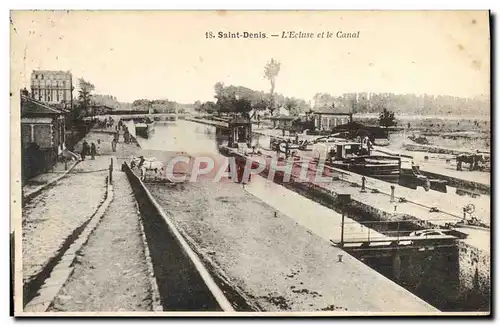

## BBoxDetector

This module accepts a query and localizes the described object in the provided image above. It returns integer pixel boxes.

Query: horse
[456,154,485,171]
[130,157,165,181]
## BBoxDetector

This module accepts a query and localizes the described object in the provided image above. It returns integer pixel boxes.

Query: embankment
[122,163,239,312]
[223,149,490,311]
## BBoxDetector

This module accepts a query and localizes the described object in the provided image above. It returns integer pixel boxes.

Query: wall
[457,241,491,311]
[122,163,232,311]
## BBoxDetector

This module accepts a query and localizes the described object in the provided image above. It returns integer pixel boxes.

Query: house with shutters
[20,89,69,181]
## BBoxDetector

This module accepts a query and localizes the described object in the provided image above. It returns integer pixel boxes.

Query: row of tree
[194,82,311,117]
[193,57,488,119]
[312,92,490,116]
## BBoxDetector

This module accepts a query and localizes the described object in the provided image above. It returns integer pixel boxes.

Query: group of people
[81,140,101,160]
[110,121,135,151]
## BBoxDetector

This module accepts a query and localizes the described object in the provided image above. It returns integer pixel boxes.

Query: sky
[10,10,490,104]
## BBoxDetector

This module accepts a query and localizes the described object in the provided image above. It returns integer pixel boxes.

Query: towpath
[50,169,153,312]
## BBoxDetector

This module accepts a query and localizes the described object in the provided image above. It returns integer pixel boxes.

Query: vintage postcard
[10,10,491,316]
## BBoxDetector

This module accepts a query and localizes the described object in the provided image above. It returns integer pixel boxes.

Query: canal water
[134,120,487,312]
[137,121,488,223]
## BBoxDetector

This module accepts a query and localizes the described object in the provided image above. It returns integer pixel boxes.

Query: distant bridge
[93,112,191,121]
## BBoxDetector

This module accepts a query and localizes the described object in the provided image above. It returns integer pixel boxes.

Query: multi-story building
[30,70,73,109]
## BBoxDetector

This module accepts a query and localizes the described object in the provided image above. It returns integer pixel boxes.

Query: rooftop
[313,106,352,115]
[269,114,296,120]
[21,94,69,117]
[31,70,72,75]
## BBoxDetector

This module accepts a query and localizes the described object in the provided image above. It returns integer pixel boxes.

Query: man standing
[111,137,117,152]
[90,143,97,160]
[81,140,89,160]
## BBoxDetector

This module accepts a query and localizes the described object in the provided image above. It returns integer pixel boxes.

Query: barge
[313,141,402,183]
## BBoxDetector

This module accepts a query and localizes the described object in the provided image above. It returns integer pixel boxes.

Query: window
[35,74,38,79]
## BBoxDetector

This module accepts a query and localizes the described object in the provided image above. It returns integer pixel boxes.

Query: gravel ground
[50,171,152,312]
[22,158,109,285]
[147,178,435,312]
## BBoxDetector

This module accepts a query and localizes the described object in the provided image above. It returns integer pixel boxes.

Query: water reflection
[137,120,271,155]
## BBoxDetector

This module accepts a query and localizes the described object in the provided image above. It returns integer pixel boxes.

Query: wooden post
[390,185,395,203]
[109,158,113,184]
[340,211,345,248]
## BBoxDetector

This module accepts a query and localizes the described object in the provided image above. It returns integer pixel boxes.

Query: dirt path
[50,171,152,312]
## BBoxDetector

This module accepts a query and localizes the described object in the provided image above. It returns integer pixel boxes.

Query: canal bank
[220,145,489,312]
[126,120,438,313]
[176,118,490,311]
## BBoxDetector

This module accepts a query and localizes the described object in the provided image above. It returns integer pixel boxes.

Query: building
[312,106,353,131]
[30,70,73,109]
[21,90,69,182]
[274,107,290,117]
[270,114,296,131]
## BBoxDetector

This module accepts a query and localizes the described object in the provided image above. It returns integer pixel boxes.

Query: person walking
[96,139,101,155]
[90,143,97,160]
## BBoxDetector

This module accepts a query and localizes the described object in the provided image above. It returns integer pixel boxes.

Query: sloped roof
[269,114,296,120]
[21,95,67,117]
[273,107,290,117]
[313,106,352,115]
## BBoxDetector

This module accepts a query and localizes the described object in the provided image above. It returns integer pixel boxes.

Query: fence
[122,162,234,312]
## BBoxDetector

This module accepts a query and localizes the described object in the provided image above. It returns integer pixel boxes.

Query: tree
[264,58,281,116]
[313,93,335,110]
[201,101,217,114]
[193,100,202,112]
[379,108,397,129]
[76,78,95,117]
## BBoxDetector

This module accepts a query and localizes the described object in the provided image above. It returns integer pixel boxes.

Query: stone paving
[21,130,126,285]
[22,157,109,285]
[50,171,152,312]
